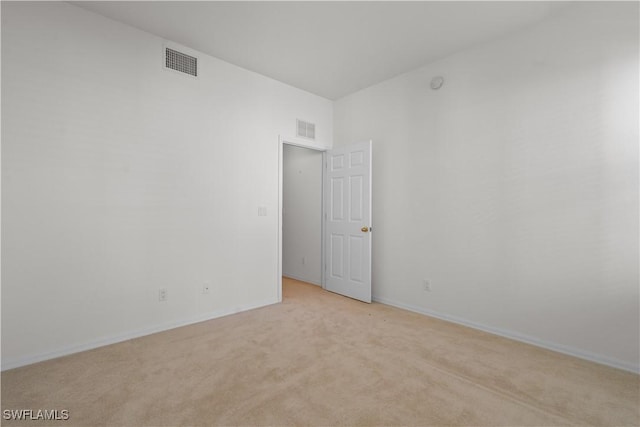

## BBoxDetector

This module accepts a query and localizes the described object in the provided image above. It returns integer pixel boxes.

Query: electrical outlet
[159,288,167,301]
[423,280,431,292]
[202,283,210,294]
[302,256,306,265]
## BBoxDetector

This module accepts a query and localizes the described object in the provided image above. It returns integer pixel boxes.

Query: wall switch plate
[159,288,167,301]
[258,206,268,216]
[202,283,210,294]
[423,280,431,292]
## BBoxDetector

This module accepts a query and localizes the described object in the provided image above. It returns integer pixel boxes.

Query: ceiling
[74,1,566,100]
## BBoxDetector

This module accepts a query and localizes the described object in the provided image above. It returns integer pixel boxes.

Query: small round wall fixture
[430,76,444,90]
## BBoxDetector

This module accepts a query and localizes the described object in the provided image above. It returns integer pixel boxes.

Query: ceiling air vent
[165,47,197,77]
[297,119,316,140]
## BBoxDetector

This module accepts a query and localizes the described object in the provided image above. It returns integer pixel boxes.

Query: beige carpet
[2,278,638,426]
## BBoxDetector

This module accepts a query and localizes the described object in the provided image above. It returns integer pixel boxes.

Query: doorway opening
[282,144,323,288]
[278,137,373,303]
[277,136,327,302]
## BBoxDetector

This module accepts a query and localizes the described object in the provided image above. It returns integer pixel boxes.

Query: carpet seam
[414,356,589,426]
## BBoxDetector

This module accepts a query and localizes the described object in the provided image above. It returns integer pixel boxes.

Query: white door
[324,141,372,303]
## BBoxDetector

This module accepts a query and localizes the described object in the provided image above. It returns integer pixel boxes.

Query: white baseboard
[373,295,639,374]
[6,294,636,374]
[1,297,279,371]
[282,274,321,286]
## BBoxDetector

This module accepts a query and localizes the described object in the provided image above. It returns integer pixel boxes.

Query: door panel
[330,234,344,278]
[331,178,344,220]
[324,141,372,303]
[349,235,364,282]
[350,176,363,221]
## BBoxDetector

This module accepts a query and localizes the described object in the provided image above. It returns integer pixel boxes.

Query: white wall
[1,2,332,369]
[334,2,639,371]
[282,145,323,285]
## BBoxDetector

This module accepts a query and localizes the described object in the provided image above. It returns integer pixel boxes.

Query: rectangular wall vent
[296,119,316,140]
[165,47,197,77]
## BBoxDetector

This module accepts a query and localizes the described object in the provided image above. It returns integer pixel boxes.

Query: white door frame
[277,135,328,302]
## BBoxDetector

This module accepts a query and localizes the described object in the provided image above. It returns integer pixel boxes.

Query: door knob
[361,226,370,233]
